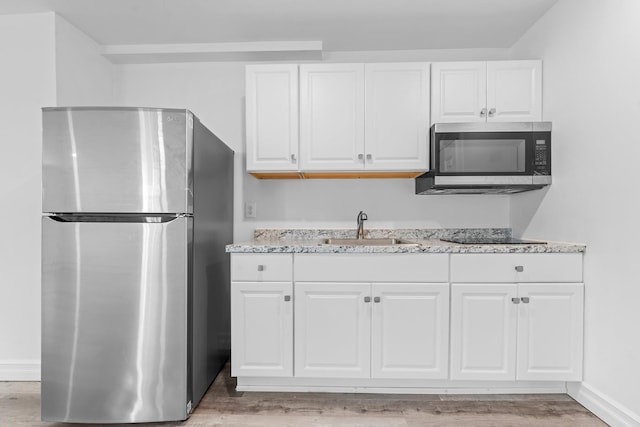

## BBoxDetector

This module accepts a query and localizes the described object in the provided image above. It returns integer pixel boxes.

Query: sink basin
[321,238,418,246]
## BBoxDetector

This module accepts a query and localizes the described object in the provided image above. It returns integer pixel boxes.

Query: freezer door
[42,107,193,214]
[42,215,190,423]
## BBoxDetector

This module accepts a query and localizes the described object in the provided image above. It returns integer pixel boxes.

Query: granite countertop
[226,228,586,254]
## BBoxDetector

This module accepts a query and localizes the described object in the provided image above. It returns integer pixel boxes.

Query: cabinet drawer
[231,254,293,281]
[451,253,583,283]
[295,253,448,282]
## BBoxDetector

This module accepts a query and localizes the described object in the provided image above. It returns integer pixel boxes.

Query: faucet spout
[356,211,368,239]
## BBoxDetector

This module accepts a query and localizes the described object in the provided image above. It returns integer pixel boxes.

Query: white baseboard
[568,382,640,427]
[0,360,41,381]
[237,377,568,394]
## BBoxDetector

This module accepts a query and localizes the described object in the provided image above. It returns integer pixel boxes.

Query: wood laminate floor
[0,363,607,427]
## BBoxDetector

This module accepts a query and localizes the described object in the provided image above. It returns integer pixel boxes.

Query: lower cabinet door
[516,283,584,381]
[231,281,293,377]
[371,283,449,379]
[450,284,518,380]
[295,282,371,378]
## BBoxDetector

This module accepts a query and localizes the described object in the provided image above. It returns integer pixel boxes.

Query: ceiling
[0,0,558,51]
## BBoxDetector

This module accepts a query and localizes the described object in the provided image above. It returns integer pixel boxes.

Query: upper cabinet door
[431,62,487,124]
[364,63,430,171]
[486,60,542,122]
[245,64,299,172]
[299,64,365,171]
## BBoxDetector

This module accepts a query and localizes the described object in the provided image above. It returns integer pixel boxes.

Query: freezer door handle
[45,214,187,223]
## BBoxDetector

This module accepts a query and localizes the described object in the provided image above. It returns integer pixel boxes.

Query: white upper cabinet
[245,64,299,173]
[431,62,487,124]
[299,64,365,171]
[431,60,542,124]
[246,62,430,175]
[364,63,430,171]
[486,61,543,122]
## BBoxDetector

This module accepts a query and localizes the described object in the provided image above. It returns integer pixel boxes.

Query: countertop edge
[225,240,586,254]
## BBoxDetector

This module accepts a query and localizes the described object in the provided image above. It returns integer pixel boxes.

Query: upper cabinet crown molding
[102,41,323,64]
[431,60,542,124]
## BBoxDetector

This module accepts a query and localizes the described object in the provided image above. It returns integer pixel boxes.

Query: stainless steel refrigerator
[41,107,234,423]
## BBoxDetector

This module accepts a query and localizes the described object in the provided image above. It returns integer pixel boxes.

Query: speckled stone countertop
[225,228,586,254]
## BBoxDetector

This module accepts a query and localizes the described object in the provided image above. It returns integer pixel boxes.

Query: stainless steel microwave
[415,122,552,194]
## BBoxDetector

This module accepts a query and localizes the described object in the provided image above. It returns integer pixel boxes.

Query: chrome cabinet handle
[291,154,296,162]
[515,265,524,272]
[480,108,487,117]
[374,296,381,303]
[364,296,371,303]
[257,265,265,271]
[284,295,291,302]
[521,297,530,304]
[366,154,372,161]
[488,108,496,117]
[512,297,520,304]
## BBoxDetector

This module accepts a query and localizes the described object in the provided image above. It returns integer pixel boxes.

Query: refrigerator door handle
[45,214,189,223]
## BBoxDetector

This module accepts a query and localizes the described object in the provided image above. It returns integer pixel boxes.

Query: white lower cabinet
[371,283,449,379]
[231,282,293,377]
[450,284,518,381]
[450,253,584,382]
[230,251,584,390]
[294,281,449,379]
[231,254,294,377]
[294,282,371,378]
[516,283,584,381]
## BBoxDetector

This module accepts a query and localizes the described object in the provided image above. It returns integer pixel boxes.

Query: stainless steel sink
[321,238,418,246]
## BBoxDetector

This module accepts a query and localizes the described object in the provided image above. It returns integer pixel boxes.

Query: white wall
[509,1,640,425]
[54,14,116,106]
[0,13,56,380]
[0,13,115,381]
[117,49,515,241]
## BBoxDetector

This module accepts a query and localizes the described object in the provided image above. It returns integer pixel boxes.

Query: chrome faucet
[356,211,368,239]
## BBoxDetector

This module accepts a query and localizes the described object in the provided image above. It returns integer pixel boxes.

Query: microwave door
[436,132,533,176]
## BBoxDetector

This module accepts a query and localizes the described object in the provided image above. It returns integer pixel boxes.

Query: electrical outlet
[245,201,257,218]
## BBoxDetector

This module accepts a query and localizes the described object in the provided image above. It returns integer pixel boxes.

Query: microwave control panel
[533,138,551,175]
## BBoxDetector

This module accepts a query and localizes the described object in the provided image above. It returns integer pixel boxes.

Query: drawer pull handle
[374,296,381,303]
[512,297,521,304]
[521,297,530,304]
[284,295,291,302]
[364,296,371,303]
[515,265,524,272]
[257,265,265,271]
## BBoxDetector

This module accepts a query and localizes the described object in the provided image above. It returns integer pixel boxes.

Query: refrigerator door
[42,107,193,214]
[41,215,190,423]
